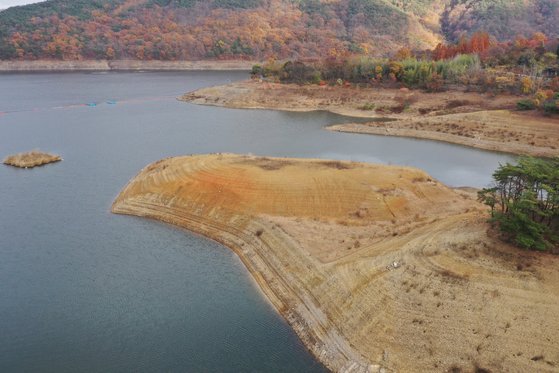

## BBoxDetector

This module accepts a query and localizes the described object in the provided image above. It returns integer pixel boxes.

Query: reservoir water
[0,71,513,372]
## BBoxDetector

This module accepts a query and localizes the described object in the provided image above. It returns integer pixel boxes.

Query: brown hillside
[1,0,558,61]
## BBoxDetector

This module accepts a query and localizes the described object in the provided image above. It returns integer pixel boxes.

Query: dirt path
[181,81,559,157]
[112,154,559,372]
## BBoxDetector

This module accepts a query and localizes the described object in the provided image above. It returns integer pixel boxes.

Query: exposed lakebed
[0,71,513,372]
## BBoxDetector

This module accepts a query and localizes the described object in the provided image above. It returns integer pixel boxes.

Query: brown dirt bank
[3,150,61,168]
[329,110,559,158]
[180,80,558,157]
[0,60,255,72]
[180,80,517,118]
[112,154,559,373]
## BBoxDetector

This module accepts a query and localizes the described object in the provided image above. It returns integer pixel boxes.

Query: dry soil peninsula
[181,81,559,157]
[112,154,559,373]
[3,150,61,168]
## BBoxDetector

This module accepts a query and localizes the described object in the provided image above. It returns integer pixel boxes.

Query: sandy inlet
[181,80,559,157]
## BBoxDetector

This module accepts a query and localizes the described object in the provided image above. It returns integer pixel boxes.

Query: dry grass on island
[113,154,559,373]
[181,81,559,157]
[3,151,61,168]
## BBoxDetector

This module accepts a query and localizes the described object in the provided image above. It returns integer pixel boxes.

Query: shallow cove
[0,71,513,372]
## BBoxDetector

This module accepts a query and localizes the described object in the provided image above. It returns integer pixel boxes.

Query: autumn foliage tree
[432,32,491,60]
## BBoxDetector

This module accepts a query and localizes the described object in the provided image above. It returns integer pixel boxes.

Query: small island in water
[113,153,559,373]
[3,151,62,168]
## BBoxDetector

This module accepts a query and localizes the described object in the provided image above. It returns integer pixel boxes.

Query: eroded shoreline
[181,81,559,157]
[112,154,559,372]
[0,60,255,72]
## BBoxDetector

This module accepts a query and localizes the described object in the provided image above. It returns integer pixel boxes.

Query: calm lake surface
[0,71,513,372]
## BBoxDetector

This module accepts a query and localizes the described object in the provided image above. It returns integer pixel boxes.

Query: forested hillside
[442,0,559,42]
[0,0,557,61]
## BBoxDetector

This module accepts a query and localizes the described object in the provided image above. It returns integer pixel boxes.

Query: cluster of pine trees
[479,157,559,253]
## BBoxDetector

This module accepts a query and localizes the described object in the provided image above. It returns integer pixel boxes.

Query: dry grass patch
[3,150,61,168]
[112,154,559,373]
